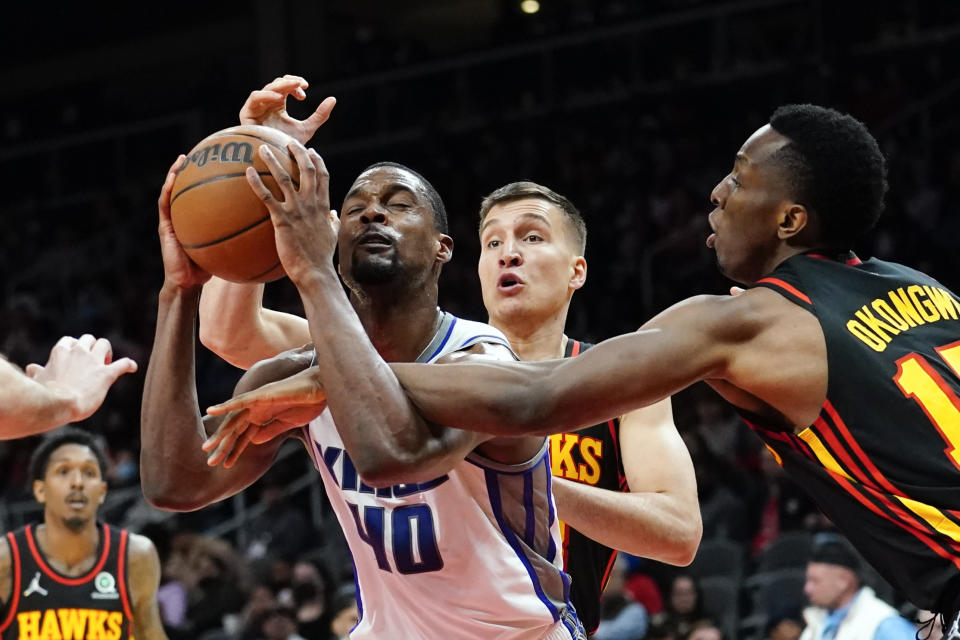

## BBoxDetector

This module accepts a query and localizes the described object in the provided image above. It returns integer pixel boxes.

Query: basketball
[170,125,300,283]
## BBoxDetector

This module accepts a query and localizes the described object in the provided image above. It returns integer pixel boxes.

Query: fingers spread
[308,96,337,126]
[257,145,296,200]
[245,166,278,207]
[224,427,258,468]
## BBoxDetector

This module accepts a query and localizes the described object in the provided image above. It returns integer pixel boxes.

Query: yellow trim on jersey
[895,495,960,543]
[800,428,960,543]
[797,428,855,481]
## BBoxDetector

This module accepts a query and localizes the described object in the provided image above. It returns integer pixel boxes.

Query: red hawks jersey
[0,523,133,640]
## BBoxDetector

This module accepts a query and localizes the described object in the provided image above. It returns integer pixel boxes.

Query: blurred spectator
[323,583,359,640]
[651,574,708,639]
[291,560,329,640]
[685,619,724,640]
[750,451,820,556]
[800,538,915,640]
[593,554,649,640]
[765,612,804,640]
[683,432,752,542]
[245,473,310,562]
[261,606,308,640]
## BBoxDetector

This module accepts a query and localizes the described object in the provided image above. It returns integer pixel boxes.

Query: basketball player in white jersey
[141,139,586,637]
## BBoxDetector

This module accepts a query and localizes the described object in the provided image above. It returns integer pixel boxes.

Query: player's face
[707,124,794,284]
[33,444,106,531]
[804,563,854,610]
[478,199,585,330]
[338,167,451,290]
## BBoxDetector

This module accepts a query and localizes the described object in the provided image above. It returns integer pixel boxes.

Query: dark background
[1,1,958,636]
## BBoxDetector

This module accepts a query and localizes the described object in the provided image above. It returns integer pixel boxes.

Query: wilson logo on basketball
[184,141,254,169]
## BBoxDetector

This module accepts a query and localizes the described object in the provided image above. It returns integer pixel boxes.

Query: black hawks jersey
[744,252,960,615]
[550,339,628,634]
[0,524,133,640]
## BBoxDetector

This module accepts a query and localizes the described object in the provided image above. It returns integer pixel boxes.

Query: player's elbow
[142,482,206,512]
[140,465,213,512]
[198,321,242,365]
[664,515,703,566]
[353,437,444,488]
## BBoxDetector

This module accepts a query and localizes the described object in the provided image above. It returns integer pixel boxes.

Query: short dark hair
[768,104,888,250]
[358,162,448,234]
[810,538,861,574]
[478,182,587,254]
[29,427,108,484]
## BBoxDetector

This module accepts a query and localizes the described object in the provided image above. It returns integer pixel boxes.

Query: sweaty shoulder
[704,288,827,427]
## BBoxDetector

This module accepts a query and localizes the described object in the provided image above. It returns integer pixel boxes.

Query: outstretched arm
[553,399,701,565]
[394,288,824,435]
[0,336,137,438]
[197,74,333,370]
[392,295,739,436]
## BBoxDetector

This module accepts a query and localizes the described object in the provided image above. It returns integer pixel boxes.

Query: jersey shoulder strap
[752,258,814,311]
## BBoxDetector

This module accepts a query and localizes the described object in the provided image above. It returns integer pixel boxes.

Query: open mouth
[706,233,717,248]
[497,273,524,293]
[66,495,88,509]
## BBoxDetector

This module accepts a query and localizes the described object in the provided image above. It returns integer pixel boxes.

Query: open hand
[240,75,336,145]
[28,334,138,422]
[203,367,327,467]
[245,142,339,284]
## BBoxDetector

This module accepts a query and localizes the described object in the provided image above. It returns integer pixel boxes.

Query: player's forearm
[0,364,80,438]
[294,271,447,485]
[553,479,701,565]
[141,285,224,510]
[199,278,308,369]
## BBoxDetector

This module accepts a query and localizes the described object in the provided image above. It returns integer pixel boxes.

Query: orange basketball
[170,125,300,283]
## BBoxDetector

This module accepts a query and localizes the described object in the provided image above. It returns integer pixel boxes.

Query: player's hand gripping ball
[170,125,300,283]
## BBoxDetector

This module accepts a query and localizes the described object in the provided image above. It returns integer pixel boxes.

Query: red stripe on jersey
[569,340,581,357]
[830,471,960,570]
[118,530,133,623]
[824,401,903,496]
[25,524,112,586]
[0,532,21,632]
[560,521,572,570]
[819,408,960,549]
[756,278,812,305]
[742,418,812,458]
[811,416,874,489]
[597,547,619,599]
[807,253,863,266]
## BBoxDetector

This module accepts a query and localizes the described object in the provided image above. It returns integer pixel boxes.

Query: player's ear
[33,480,46,505]
[97,481,107,504]
[436,234,453,265]
[777,203,810,240]
[569,256,587,291]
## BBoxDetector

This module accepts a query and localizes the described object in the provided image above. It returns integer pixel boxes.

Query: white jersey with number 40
[304,311,584,639]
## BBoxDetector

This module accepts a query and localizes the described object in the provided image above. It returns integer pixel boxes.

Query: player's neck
[352,289,443,362]
[492,311,569,362]
[36,520,100,575]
